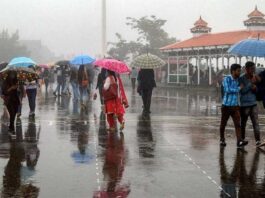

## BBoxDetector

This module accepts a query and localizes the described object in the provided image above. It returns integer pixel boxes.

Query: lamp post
[102,0,107,58]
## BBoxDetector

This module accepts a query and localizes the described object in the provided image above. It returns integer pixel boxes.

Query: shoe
[29,113,35,118]
[53,92,57,97]
[256,141,261,147]
[237,140,248,148]
[220,140,226,147]
[120,122,125,131]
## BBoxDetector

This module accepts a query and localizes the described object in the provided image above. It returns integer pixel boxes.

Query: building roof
[194,16,208,27]
[248,6,265,18]
[161,30,265,51]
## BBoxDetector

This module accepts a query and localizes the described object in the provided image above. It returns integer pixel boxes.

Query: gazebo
[161,6,265,85]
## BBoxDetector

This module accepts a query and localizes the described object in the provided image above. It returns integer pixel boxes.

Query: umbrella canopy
[8,57,36,67]
[70,55,95,66]
[131,53,166,69]
[228,38,265,57]
[94,59,131,74]
[55,60,70,66]
[0,67,38,81]
[0,62,8,70]
[37,64,50,69]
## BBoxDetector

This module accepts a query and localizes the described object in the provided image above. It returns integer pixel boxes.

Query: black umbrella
[55,60,70,66]
[0,62,8,71]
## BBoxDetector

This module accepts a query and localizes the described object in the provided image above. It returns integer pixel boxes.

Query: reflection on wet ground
[0,86,265,197]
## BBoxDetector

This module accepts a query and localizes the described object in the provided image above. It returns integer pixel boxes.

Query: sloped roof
[248,6,265,18]
[161,30,265,50]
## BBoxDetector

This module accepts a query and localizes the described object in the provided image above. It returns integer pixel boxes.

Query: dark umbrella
[0,62,8,71]
[55,60,70,66]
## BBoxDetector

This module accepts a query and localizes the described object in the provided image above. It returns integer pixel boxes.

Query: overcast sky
[1,0,265,57]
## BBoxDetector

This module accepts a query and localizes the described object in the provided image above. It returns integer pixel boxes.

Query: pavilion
[161,6,265,85]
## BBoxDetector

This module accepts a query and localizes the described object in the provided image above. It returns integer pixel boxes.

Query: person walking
[16,83,25,118]
[94,68,107,106]
[62,65,71,95]
[239,61,262,146]
[70,68,79,101]
[103,70,128,131]
[53,66,63,96]
[1,70,20,134]
[42,68,50,93]
[219,64,248,148]
[130,67,138,90]
[137,69,156,115]
[25,66,39,118]
[78,65,89,108]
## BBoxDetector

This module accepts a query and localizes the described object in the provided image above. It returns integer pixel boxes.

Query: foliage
[108,16,176,61]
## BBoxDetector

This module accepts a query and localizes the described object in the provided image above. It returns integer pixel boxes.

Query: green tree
[108,33,144,61]
[0,29,30,62]
[108,16,176,61]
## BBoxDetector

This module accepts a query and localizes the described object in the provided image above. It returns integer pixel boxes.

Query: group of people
[220,61,265,148]
[1,68,39,135]
[51,64,96,110]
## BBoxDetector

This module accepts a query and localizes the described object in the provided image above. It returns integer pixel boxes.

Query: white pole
[209,56,212,85]
[187,56,190,84]
[102,0,107,58]
[177,56,179,83]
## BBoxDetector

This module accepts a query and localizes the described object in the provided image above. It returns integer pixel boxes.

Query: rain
[0,0,265,198]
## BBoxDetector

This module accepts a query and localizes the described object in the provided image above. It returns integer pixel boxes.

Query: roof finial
[255,5,258,10]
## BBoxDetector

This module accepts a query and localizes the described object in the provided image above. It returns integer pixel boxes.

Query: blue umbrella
[70,55,95,66]
[228,38,265,57]
[8,57,36,67]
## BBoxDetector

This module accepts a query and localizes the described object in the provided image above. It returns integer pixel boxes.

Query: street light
[102,0,107,58]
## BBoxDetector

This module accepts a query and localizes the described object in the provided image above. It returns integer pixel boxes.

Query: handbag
[81,70,89,87]
[102,82,118,101]
[82,79,89,87]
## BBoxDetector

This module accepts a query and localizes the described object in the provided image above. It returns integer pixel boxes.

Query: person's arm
[239,77,252,94]
[103,77,110,90]
[222,77,240,94]
[96,74,101,90]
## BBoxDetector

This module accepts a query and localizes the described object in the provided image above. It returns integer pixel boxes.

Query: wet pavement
[0,86,265,198]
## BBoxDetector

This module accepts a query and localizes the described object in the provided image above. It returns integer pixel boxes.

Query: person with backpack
[219,64,248,148]
[239,61,262,146]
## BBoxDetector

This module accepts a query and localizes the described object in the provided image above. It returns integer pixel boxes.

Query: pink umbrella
[94,59,131,74]
[38,64,49,69]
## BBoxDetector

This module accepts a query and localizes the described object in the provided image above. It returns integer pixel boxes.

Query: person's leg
[107,114,115,129]
[71,82,77,101]
[146,89,153,113]
[54,83,59,94]
[27,89,36,114]
[7,104,16,132]
[99,89,103,105]
[249,106,261,142]
[31,89,37,114]
[219,106,230,143]
[141,89,148,113]
[17,91,23,116]
[231,107,246,146]
[117,114,125,130]
[240,107,249,141]
[117,114,124,124]
[45,80,49,92]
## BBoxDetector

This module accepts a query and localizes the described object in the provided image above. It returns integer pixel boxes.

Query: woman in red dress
[103,70,128,131]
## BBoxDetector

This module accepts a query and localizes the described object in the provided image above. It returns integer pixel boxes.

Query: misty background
[0,0,265,60]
